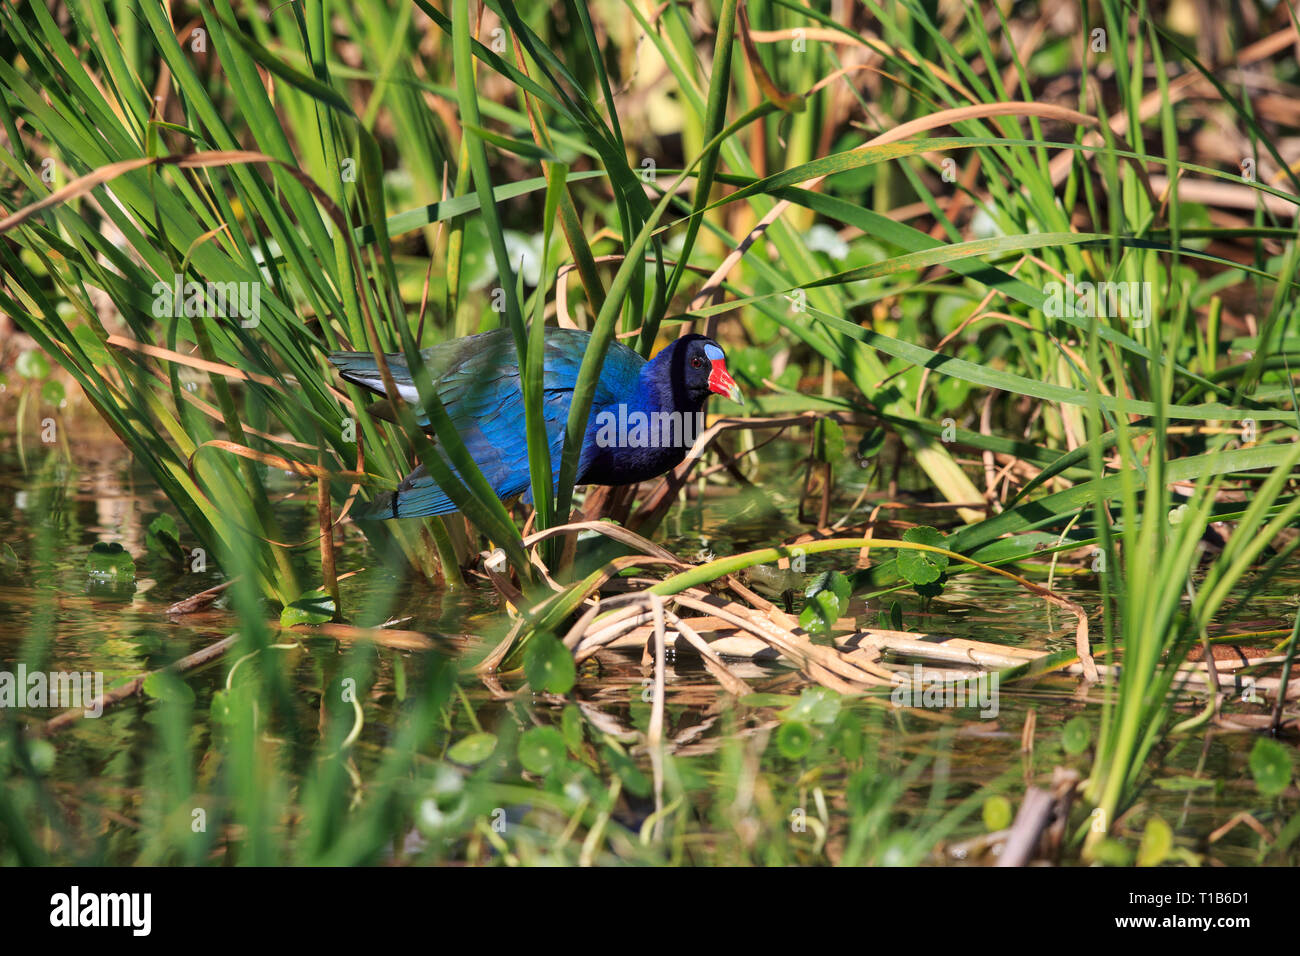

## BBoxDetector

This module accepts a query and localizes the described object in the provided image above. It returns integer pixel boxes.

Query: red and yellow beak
[708,360,743,403]
[704,343,743,404]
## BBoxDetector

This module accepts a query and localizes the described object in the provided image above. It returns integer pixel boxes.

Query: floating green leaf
[26,739,55,776]
[40,379,65,405]
[146,514,184,563]
[1061,716,1091,755]
[15,349,49,379]
[447,732,497,766]
[1151,775,1218,792]
[561,703,585,757]
[1249,737,1293,797]
[280,589,337,627]
[776,721,812,759]
[896,527,949,587]
[517,726,565,775]
[142,670,195,705]
[799,570,852,635]
[1136,816,1173,867]
[784,686,842,726]
[982,795,1013,831]
[523,632,575,694]
[1092,838,1135,867]
[86,541,135,581]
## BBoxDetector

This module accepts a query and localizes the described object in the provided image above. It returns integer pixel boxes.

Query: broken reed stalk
[318,458,340,619]
[642,536,1097,680]
[477,522,1098,695]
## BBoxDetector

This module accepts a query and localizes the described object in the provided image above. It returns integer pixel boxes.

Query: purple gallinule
[329,329,741,518]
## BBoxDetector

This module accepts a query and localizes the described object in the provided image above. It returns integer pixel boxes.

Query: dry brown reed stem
[561,596,643,649]
[996,768,1080,866]
[498,514,1096,694]
[746,27,971,99]
[128,359,325,450]
[521,519,684,564]
[574,609,656,660]
[478,538,693,674]
[289,622,464,653]
[670,594,891,691]
[996,786,1056,867]
[858,631,1300,705]
[318,460,339,618]
[475,616,527,675]
[105,333,280,386]
[166,577,237,615]
[647,594,667,841]
[1020,708,1037,755]
[484,495,1100,697]
[562,574,889,693]
[665,611,752,695]
[1209,812,1277,846]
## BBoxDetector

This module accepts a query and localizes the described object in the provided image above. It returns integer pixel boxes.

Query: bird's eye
[691,356,705,369]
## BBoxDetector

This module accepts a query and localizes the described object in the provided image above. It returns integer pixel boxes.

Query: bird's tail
[350,463,458,520]
[327,351,412,398]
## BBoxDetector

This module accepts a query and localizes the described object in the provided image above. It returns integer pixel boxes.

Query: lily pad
[86,541,135,581]
[1136,816,1173,867]
[280,589,337,627]
[523,632,575,695]
[146,514,184,563]
[41,380,65,406]
[776,720,813,759]
[983,795,1013,831]
[799,570,851,635]
[1249,737,1293,797]
[897,526,949,587]
[15,349,50,379]
[447,732,497,766]
[1061,716,1091,755]
[784,687,841,726]
[517,726,565,776]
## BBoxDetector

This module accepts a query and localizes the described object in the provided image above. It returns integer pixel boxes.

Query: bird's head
[647,333,743,409]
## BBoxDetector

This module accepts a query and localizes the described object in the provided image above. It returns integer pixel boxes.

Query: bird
[328,328,742,519]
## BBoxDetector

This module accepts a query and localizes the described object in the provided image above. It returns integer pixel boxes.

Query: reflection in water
[0,405,1295,865]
